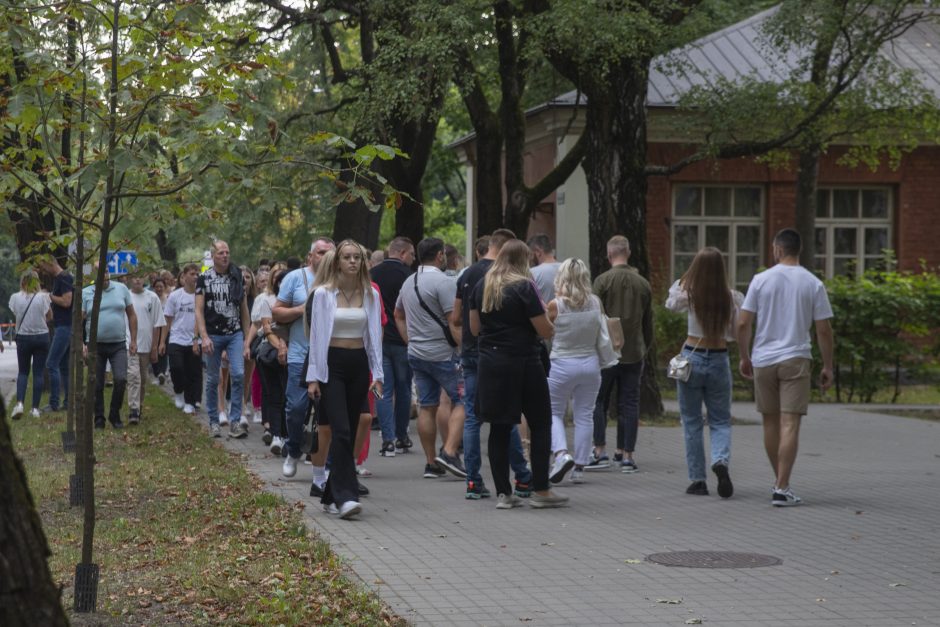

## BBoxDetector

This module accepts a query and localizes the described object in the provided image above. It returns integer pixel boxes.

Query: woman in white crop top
[665,247,743,499]
[305,240,384,520]
[545,259,616,484]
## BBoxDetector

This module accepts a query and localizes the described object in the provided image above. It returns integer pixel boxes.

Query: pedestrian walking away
[9,270,52,419]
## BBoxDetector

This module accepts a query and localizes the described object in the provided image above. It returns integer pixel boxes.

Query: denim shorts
[408,355,460,407]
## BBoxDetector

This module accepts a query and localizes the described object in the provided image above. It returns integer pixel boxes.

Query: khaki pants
[127,352,153,411]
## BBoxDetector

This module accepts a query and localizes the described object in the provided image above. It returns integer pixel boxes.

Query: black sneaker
[772,487,802,507]
[466,481,491,499]
[357,481,370,496]
[584,451,610,471]
[309,482,324,498]
[613,452,624,465]
[262,429,273,446]
[128,409,140,426]
[94,417,106,430]
[686,480,709,496]
[110,417,124,430]
[395,437,413,454]
[513,480,533,498]
[434,449,467,478]
[712,462,733,498]
[380,440,396,457]
[423,463,446,478]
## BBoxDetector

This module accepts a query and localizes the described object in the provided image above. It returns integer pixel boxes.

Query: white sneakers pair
[323,501,362,520]
[11,402,39,419]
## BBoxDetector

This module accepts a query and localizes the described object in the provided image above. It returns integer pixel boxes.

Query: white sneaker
[30,407,41,418]
[174,393,184,409]
[269,436,284,456]
[282,455,298,478]
[252,409,262,424]
[569,468,585,484]
[356,466,373,477]
[183,404,195,415]
[11,402,24,419]
[549,452,575,484]
[496,493,523,509]
[218,411,228,426]
[338,501,362,520]
[323,503,339,515]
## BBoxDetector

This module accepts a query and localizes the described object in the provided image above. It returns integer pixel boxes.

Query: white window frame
[815,186,893,279]
[671,185,764,292]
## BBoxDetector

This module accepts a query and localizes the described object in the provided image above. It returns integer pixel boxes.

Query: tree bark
[0,401,70,627]
[155,228,178,269]
[794,146,821,269]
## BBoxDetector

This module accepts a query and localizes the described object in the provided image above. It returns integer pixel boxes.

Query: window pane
[816,190,829,218]
[704,187,732,216]
[833,189,858,218]
[815,228,827,254]
[674,255,694,281]
[833,257,857,277]
[736,255,759,286]
[675,187,701,216]
[833,227,857,255]
[862,190,889,219]
[675,225,699,253]
[865,228,889,256]
[865,256,888,272]
[734,188,761,217]
[815,256,826,273]
[705,225,729,252]
[737,225,760,253]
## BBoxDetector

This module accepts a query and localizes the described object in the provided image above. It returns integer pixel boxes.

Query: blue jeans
[205,332,244,426]
[377,342,412,442]
[592,361,643,451]
[284,360,309,460]
[15,333,49,407]
[462,353,531,487]
[47,325,71,409]
[677,348,732,482]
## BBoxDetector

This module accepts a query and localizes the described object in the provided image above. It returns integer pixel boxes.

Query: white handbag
[666,339,701,382]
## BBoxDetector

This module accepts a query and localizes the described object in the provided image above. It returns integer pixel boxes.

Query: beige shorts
[754,357,811,416]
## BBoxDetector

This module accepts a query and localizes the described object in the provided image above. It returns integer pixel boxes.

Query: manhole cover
[646,551,782,569]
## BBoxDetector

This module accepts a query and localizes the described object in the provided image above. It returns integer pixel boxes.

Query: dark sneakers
[395,437,413,454]
[466,481,491,499]
[513,480,533,498]
[128,409,141,426]
[380,441,396,457]
[435,449,467,478]
[686,480,709,496]
[772,487,802,507]
[712,462,734,498]
[423,463,446,478]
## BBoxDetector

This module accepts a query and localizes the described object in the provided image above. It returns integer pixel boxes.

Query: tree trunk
[582,58,662,417]
[0,401,70,627]
[794,146,821,269]
[393,176,425,248]
[474,128,506,238]
[155,228,178,269]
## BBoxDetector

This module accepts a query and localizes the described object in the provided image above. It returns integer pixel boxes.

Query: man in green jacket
[589,235,652,473]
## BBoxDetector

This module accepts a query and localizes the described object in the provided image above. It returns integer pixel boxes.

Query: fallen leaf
[657,598,682,604]
[624,559,642,564]
[831,570,840,575]
[889,582,907,588]
[816,598,826,602]
[373,578,385,585]
[540,542,555,547]
[685,619,702,625]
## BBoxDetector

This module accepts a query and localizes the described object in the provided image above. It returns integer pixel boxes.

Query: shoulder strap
[16,293,38,334]
[413,271,458,348]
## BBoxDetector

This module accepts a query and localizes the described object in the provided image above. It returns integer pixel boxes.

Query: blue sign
[106,250,138,275]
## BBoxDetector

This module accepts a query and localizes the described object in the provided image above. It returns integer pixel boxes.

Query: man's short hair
[388,236,413,257]
[210,240,228,254]
[286,256,302,269]
[489,228,516,253]
[310,236,335,252]
[417,237,445,263]
[607,235,630,259]
[182,262,199,274]
[527,233,553,255]
[774,228,802,257]
[474,236,490,260]
[444,244,460,269]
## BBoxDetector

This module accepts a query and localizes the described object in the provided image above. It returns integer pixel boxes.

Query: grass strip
[11,388,405,626]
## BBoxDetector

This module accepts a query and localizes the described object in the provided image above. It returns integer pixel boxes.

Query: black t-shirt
[195,266,244,336]
[457,259,492,354]
[370,259,412,346]
[469,278,544,355]
[51,271,74,327]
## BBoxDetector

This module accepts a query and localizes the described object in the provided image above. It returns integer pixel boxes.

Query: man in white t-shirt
[737,228,835,507]
[126,273,167,424]
[527,233,561,304]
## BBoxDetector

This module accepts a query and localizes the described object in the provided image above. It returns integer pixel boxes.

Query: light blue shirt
[82,281,132,344]
[277,267,315,364]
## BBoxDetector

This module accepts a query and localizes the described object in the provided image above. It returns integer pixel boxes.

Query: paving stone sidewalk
[215,399,939,627]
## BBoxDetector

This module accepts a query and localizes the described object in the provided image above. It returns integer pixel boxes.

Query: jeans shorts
[408,355,460,407]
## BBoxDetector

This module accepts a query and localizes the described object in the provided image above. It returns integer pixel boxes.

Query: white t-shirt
[130,289,166,353]
[10,291,51,335]
[164,288,196,346]
[251,292,277,325]
[531,262,561,304]
[741,264,833,368]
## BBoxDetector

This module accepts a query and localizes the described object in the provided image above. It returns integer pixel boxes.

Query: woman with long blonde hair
[469,240,567,509]
[545,258,615,484]
[665,247,743,498]
[305,240,384,520]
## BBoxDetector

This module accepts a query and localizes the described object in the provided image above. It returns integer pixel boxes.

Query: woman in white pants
[546,259,617,484]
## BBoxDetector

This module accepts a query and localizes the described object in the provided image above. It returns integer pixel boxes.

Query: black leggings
[320,347,370,506]
[168,343,202,405]
[256,357,287,437]
[487,358,552,496]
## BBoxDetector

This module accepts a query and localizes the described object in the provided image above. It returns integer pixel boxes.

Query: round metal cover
[646,551,782,569]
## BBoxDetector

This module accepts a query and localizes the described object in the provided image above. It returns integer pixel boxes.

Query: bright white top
[550,295,604,360]
[741,264,833,367]
[164,288,196,346]
[306,286,384,384]
[9,291,51,335]
[665,280,744,343]
[130,289,166,353]
[331,307,367,339]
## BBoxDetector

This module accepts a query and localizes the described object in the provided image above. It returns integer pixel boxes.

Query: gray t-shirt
[10,291,51,335]
[395,265,457,362]
[531,262,561,304]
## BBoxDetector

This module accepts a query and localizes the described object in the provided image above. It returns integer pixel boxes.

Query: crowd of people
[8,226,834,519]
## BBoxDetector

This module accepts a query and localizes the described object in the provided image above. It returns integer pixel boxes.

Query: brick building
[452,7,940,290]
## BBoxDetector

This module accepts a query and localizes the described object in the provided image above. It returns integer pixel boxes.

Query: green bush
[825,257,940,402]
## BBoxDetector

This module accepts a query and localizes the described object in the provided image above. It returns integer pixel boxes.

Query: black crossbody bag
[413,271,458,348]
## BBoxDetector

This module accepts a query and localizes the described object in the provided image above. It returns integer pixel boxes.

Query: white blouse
[665,280,744,342]
[305,286,384,384]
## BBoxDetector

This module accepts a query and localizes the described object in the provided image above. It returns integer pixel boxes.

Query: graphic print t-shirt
[196,267,244,336]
